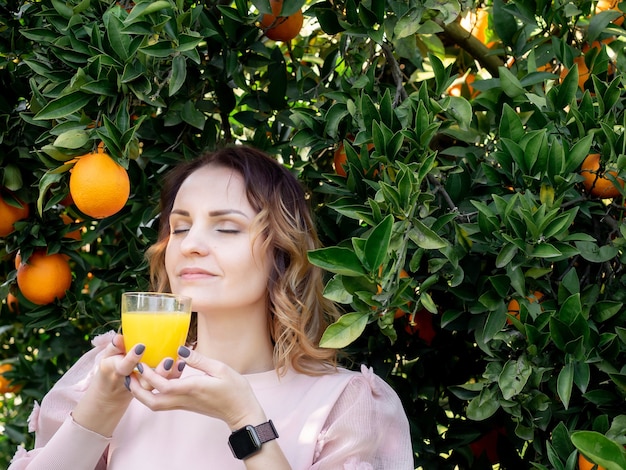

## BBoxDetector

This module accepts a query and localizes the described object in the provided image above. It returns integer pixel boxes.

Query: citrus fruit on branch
[260,0,303,42]
[0,192,29,237]
[578,452,607,470]
[0,364,22,394]
[507,291,544,324]
[69,146,130,219]
[580,153,624,198]
[16,250,72,305]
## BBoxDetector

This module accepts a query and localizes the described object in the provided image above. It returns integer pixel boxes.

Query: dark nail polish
[177,361,186,372]
[178,346,190,358]
[136,363,144,374]
[134,344,145,355]
[124,376,131,391]
[164,359,174,371]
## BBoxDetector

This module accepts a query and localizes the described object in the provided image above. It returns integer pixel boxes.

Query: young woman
[10,146,413,469]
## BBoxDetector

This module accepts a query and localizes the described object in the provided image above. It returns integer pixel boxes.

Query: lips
[178,267,215,280]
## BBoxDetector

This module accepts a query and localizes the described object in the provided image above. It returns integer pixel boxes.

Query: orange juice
[122,311,191,367]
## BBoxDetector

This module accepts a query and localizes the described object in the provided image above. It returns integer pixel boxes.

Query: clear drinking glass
[121,292,192,368]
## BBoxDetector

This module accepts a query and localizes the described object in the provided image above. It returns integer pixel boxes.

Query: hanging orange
[17,250,72,305]
[69,146,130,219]
[260,0,304,42]
[580,153,624,198]
[0,192,29,237]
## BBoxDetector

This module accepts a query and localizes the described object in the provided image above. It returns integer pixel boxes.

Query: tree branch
[438,18,505,78]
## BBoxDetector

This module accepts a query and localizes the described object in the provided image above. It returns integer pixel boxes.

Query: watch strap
[255,420,279,443]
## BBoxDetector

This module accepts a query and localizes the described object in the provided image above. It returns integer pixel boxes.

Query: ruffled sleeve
[8,331,115,470]
[311,365,413,470]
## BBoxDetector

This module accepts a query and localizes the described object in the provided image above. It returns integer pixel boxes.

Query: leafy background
[1,0,626,468]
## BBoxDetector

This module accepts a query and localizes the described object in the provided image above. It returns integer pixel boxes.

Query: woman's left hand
[126,347,266,430]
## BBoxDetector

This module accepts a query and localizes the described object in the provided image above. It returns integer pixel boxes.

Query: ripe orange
[507,291,544,324]
[61,214,82,240]
[580,153,624,198]
[405,309,436,345]
[447,73,479,99]
[260,0,304,42]
[560,56,590,91]
[460,8,497,48]
[17,250,72,305]
[0,363,22,394]
[0,192,29,237]
[595,0,624,26]
[333,141,375,177]
[375,269,411,318]
[6,292,19,314]
[69,147,130,219]
[578,452,606,470]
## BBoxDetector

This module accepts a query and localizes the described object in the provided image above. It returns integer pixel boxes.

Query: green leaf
[140,41,175,58]
[499,67,526,97]
[181,101,205,130]
[531,243,562,258]
[556,63,580,109]
[125,0,171,22]
[563,133,593,174]
[499,356,532,400]
[499,104,525,142]
[496,243,518,268]
[557,362,574,409]
[363,214,393,272]
[466,386,500,421]
[104,11,131,62]
[408,220,447,249]
[34,92,92,120]
[443,96,473,130]
[308,247,366,276]
[575,241,618,263]
[37,171,65,216]
[571,431,626,470]
[322,276,353,304]
[319,312,369,348]
[492,0,518,46]
[53,129,89,149]
[169,55,186,96]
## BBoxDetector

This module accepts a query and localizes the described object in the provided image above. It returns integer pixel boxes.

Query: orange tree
[2,0,626,468]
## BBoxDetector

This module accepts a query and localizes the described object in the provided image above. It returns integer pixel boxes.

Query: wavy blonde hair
[145,146,339,375]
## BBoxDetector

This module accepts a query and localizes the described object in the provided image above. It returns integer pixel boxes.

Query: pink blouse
[9,332,413,469]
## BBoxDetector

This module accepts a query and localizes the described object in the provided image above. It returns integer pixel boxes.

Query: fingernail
[177,361,186,372]
[164,359,174,371]
[178,346,190,358]
[136,363,144,374]
[134,344,145,355]
[124,376,131,391]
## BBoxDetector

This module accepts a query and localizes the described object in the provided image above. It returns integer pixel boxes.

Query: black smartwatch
[228,420,279,460]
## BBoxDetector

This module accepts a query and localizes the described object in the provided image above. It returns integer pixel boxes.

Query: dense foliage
[2,0,626,468]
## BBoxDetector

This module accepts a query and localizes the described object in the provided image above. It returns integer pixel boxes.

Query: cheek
[164,244,176,280]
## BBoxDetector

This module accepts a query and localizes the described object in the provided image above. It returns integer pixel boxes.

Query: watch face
[229,426,262,459]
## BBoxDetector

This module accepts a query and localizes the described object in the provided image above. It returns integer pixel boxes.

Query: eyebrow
[170,208,250,218]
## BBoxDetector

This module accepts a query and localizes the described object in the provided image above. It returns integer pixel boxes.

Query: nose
[178,225,210,256]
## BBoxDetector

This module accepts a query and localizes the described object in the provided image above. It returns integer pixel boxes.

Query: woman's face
[165,165,271,314]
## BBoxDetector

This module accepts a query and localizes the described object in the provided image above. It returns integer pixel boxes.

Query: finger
[133,361,171,391]
[154,357,176,378]
[111,333,126,353]
[116,343,146,377]
[177,346,227,378]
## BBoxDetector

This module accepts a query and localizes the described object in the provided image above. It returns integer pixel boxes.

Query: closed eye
[171,228,189,235]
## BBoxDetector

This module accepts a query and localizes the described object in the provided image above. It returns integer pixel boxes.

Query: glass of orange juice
[121,292,192,368]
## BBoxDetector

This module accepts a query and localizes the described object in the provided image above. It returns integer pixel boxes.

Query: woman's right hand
[70,333,146,437]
